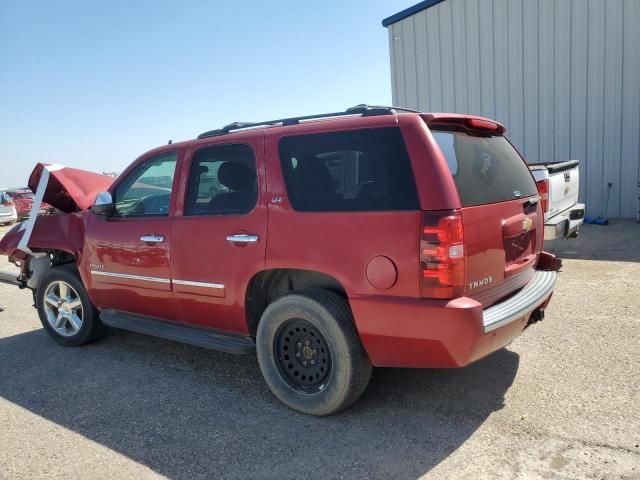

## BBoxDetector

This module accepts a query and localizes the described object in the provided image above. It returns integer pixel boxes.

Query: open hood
[28,163,114,213]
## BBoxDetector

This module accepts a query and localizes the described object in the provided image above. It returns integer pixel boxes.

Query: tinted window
[279,127,419,212]
[185,143,257,215]
[432,131,538,206]
[112,152,177,217]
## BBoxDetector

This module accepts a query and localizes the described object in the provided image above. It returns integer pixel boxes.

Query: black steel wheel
[274,318,332,392]
[256,288,372,416]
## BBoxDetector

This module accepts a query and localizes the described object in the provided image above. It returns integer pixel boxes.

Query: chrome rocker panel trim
[90,271,224,289]
[173,279,225,289]
[90,270,171,284]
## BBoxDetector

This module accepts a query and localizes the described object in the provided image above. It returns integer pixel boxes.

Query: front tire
[36,265,107,346]
[256,288,372,416]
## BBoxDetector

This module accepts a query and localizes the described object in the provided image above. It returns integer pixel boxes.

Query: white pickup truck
[529,160,585,240]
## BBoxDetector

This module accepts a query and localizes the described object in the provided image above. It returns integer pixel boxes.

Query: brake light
[537,179,549,215]
[466,118,500,131]
[421,211,465,299]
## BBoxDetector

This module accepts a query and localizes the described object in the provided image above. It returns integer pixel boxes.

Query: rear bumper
[351,270,557,368]
[544,203,585,239]
[483,270,556,332]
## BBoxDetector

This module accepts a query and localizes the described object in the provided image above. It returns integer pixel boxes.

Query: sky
[0,0,416,187]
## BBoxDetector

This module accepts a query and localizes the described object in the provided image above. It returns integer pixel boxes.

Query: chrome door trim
[226,234,259,243]
[91,270,171,284]
[173,279,225,289]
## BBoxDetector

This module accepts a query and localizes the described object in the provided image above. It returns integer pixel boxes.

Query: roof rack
[196,104,421,140]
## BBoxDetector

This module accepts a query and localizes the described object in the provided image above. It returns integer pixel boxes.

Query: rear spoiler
[527,160,579,174]
[420,113,506,135]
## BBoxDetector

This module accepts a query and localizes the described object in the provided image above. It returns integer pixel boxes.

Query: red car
[4,189,51,219]
[0,105,558,415]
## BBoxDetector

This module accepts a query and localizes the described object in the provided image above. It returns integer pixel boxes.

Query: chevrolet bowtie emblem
[523,217,533,232]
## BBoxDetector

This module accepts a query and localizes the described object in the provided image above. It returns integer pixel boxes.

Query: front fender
[0,223,25,259]
[0,213,86,262]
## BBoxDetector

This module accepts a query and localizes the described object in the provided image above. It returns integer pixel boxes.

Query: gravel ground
[0,221,638,480]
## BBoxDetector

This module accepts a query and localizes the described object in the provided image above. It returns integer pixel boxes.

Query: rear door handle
[140,235,165,243]
[226,234,259,243]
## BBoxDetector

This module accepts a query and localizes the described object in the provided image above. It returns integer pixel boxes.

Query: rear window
[279,127,419,212]
[432,131,538,206]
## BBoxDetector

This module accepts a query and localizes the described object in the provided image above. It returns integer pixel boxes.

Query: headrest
[218,162,255,191]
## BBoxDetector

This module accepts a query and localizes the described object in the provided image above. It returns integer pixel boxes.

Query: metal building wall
[387,0,640,218]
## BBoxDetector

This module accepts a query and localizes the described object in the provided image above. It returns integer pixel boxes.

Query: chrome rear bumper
[483,270,557,333]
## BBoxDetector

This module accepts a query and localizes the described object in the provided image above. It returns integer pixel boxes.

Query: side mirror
[92,192,114,215]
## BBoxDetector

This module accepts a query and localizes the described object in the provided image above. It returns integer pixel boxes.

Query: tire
[256,288,372,416]
[36,264,108,346]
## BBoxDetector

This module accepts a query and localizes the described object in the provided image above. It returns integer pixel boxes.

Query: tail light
[421,210,465,299]
[537,179,549,215]
[1,199,13,207]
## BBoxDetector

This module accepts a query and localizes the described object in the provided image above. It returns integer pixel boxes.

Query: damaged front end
[1,214,87,289]
[0,163,113,293]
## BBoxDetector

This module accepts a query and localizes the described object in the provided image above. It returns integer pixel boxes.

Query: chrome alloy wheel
[43,280,84,337]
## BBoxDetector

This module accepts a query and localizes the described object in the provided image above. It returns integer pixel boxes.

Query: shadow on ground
[0,327,519,479]
[546,220,640,262]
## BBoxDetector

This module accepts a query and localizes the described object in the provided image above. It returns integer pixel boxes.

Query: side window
[112,152,177,217]
[278,127,419,212]
[185,143,257,215]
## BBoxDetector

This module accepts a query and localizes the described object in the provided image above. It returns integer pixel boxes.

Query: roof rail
[196,104,418,140]
[349,104,423,114]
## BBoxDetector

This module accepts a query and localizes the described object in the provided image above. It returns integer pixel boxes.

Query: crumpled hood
[28,163,114,213]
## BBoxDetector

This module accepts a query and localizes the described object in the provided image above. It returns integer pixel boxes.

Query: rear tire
[256,288,372,416]
[36,265,108,346]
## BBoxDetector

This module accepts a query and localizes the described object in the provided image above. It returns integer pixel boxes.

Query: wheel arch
[20,248,79,293]
[245,268,349,338]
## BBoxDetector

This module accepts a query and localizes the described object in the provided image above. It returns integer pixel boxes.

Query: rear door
[170,134,267,334]
[431,129,542,307]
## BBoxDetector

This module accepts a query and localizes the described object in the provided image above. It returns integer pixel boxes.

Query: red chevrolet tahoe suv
[0,105,558,415]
